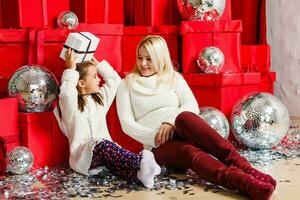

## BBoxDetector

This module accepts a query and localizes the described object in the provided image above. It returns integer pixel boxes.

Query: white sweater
[54,60,121,175]
[116,73,199,150]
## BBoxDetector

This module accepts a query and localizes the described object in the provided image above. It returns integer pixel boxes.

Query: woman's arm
[116,80,157,147]
[95,58,121,112]
[164,74,200,125]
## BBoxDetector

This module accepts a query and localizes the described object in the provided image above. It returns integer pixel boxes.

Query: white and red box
[180,20,242,73]
[122,25,179,73]
[60,32,100,63]
[35,24,123,80]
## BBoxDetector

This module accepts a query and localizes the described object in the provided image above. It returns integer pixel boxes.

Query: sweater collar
[131,74,171,95]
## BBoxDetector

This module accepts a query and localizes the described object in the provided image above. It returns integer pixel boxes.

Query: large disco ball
[197,46,225,73]
[177,0,226,21]
[8,65,59,112]
[6,146,34,175]
[57,11,78,30]
[199,107,229,139]
[231,92,290,149]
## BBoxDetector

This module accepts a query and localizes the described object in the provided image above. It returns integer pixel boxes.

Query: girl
[54,49,160,188]
[116,35,276,199]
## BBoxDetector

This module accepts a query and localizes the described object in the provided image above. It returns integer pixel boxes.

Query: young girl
[116,35,275,199]
[54,49,160,188]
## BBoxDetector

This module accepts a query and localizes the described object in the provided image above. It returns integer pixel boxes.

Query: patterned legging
[90,139,142,182]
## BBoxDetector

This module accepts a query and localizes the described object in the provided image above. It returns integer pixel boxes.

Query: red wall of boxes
[0,0,275,168]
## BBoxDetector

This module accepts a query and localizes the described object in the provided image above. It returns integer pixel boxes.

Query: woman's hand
[65,48,76,70]
[155,123,175,147]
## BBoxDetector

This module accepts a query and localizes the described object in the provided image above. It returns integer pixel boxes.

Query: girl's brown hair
[76,61,103,112]
[58,61,103,117]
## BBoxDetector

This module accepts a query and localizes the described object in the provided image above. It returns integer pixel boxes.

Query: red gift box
[107,101,143,153]
[241,45,271,72]
[0,136,6,175]
[36,24,123,79]
[0,135,21,153]
[70,0,124,24]
[0,0,70,28]
[0,29,37,77]
[0,77,9,98]
[122,26,179,73]
[183,73,261,117]
[19,112,69,168]
[180,20,242,73]
[0,98,19,137]
[46,0,70,28]
[260,71,276,94]
[134,0,181,25]
[220,0,232,21]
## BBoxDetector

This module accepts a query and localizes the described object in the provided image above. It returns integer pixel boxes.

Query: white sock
[137,158,155,188]
[141,150,161,175]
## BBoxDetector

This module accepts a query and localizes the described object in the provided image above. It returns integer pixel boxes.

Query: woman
[116,35,275,200]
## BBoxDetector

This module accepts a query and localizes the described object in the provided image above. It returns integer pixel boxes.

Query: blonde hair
[125,35,178,87]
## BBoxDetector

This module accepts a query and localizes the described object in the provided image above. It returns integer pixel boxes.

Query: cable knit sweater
[116,73,199,150]
[54,60,121,175]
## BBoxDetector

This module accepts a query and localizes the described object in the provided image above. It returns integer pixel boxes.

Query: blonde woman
[116,35,275,200]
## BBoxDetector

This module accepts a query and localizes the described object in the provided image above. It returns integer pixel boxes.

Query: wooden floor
[72,158,300,200]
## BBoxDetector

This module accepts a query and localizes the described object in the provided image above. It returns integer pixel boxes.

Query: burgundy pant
[152,111,251,186]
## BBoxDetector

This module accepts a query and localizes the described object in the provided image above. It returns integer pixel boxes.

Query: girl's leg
[175,111,276,187]
[152,140,274,200]
[90,139,159,188]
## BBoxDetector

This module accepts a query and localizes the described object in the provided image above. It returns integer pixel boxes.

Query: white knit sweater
[116,73,199,150]
[54,60,121,175]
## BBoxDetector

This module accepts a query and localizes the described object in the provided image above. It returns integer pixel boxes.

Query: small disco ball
[8,65,59,112]
[231,92,290,149]
[199,107,229,139]
[57,11,79,30]
[6,146,34,175]
[197,46,225,73]
[177,0,226,21]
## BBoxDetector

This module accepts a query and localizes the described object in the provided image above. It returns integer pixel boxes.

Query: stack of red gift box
[0,0,276,168]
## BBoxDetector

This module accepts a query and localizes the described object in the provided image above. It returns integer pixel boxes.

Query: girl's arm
[93,57,121,112]
[58,49,79,124]
[116,80,157,147]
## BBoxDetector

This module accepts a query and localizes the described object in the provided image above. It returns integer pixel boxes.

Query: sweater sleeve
[58,69,80,126]
[163,74,200,125]
[116,80,157,147]
[97,60,121,112]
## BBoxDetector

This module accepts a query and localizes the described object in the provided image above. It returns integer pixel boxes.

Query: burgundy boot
[223,166,274,200]
[175,111,276,187]
[226,150,277,188]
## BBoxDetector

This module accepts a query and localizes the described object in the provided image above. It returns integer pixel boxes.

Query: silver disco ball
[57,11,78,30]
[197,46,225,73]
[199,107,229,139]
[231,92,290,149]
[6,146,34,175]
[177,0,226,21]
[8,65,59,112]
